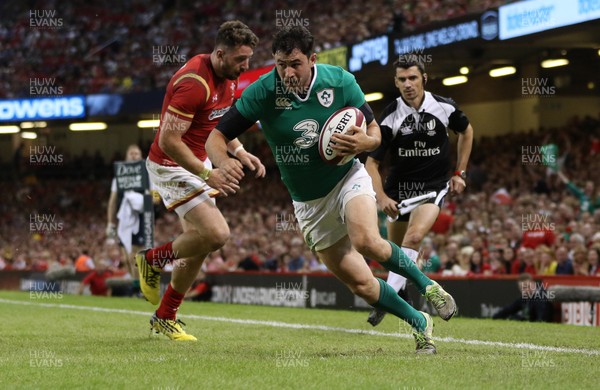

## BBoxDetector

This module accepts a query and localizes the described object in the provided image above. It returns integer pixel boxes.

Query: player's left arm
[332,70,380,155]
[225,134,266,178]
[450,123,473,194]
[446,101,473,194]
[207,105,264,190]
[332,103,381,155]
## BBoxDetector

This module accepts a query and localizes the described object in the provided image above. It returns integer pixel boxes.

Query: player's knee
[349,278,377,300]
[403,231,424,247]
[353,236,384,261]
[205,225,230,251]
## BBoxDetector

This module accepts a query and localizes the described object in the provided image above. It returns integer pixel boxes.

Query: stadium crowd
[1,0,511,98]
[1,114,599,278]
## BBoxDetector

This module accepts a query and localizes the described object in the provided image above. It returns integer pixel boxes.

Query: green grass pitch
[1,290,598,389]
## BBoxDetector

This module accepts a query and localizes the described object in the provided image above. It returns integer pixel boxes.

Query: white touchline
[3,298,599,356]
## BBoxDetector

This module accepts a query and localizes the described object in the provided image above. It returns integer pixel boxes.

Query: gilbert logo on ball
[318,107,366,165]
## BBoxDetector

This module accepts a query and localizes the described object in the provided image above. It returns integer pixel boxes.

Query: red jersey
[82,270,113,296]
[431,211,453,234]
[149,54,237,166]
[521,229,555,249]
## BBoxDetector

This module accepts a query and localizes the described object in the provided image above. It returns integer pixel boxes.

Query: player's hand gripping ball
[318,107,366,165]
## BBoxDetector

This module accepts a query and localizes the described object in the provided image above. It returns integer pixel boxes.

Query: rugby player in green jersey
[207,26,457,354]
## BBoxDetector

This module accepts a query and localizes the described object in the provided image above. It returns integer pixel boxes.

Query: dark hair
[518,273,533,282]
[272,26,314,56]
[393,56,426,76]
[215,20,259,49]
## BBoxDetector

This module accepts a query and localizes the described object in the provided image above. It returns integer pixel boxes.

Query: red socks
[156,283,185,320]
[145,242,177,268]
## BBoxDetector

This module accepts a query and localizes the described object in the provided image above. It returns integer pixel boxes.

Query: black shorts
[385,179,449,222]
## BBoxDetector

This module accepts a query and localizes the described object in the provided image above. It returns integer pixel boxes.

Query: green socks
[373,278,426,332]
[379,240,432,294]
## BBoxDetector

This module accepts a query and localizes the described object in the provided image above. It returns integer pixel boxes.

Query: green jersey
[235,64,366,201]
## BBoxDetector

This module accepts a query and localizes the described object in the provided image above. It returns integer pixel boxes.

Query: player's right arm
[367,103,399,219]
[207,106,257,185]
[106,182,118,238]
[365,157,398,219]
[159,112,239,195]
[207,82,265,190]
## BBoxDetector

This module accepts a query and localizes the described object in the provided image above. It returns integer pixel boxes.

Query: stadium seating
[0,0,510,98]
[2,115,599,276]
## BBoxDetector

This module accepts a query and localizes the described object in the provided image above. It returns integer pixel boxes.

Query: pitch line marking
[2,298,599,356]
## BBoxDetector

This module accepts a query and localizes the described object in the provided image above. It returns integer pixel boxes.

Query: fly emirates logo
[398,141,440,157]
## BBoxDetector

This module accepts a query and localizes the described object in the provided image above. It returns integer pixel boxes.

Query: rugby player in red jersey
[136,21,265,340]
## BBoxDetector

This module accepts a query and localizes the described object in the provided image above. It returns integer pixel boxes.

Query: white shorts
[146,159,218,218]
[293,161,376,252]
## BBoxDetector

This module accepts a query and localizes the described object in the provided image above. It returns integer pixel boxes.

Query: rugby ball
[318,107,366,165]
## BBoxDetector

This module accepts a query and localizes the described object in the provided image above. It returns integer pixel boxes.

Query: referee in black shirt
[366,57,474,326]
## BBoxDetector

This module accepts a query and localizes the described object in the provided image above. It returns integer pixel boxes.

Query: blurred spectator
[521,226,556,249]
[447,246,474,276]
[572,246,589,276]
[78,260,113,296]
[555,246,574,275]
[420,238,440,273]
[536,246,557,275]
[557,171,600,215]
[430,204,454,235]
[286,241,306,272]
[501,247,516,274]
[203,251,227,273]
[184,272,211,301]
[588,248,600,275]
[74,250,95,272]
[488,250,507,275]
[470,249,490,274]
[492,273,554,322]
[439,241,459,271]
